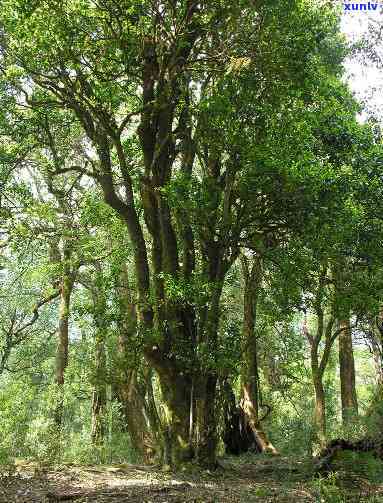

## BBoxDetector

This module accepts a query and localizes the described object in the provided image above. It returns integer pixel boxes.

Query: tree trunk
[304,265,338,449]
[313,372,326,447]
[91,332,107,445]
[240,254,277,454]
[193,281,225,468]
[338,317,358,423]
[115,265,156,462]
[54,271,74,428]
[91,387,106,445]
[222,379,259,454]
[370,310,383,387]
[118,369,155,463]
[90,273,108,446]
[143,369,163,455]
[156,369,193,467]
[195,373,217,467]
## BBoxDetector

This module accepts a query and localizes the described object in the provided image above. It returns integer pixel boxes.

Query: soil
[0,455,382,502]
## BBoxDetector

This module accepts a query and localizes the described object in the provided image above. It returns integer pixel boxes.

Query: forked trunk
[241,385,277,453]
[222,380,259,454]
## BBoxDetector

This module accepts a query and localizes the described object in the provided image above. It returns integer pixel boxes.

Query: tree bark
[118,369,155,463]
[91,384,106,446]
[113,264,157,462]
[193,278,225,468]
[90,276,108,446]
[157,369,193,466]
[222,379,259,455]
[339,317,358,424]
[54,261,75,428]
[240,254,277,454]
[312,371,327,447]
[195,373,217,467]
[304,264,339,448]
[370,309,383,388]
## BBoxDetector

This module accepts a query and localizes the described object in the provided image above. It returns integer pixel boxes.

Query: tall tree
[0,0,360,466]
[240,252,277,453]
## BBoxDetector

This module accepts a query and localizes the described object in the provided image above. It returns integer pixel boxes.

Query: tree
[1,0,375,466]
[240,252,277,453]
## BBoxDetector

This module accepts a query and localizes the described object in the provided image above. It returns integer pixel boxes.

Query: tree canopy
[0,3,382,496]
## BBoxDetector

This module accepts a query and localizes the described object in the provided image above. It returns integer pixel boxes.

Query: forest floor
[0,454,382,502]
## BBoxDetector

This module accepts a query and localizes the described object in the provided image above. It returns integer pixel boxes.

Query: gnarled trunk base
[315,437,383,474]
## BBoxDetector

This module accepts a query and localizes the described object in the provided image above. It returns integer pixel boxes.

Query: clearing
[0,455,382,502]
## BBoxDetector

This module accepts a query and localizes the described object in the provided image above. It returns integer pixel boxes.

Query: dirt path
[0,456,381,502]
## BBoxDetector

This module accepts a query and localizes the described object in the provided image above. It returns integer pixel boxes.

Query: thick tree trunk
[338,318,358,423]
[222,380,259,454]
[193,282,225,468]
[156,369,193,467]
[240,254,277,454]
[195,373,217,467]
[118,369,155,463]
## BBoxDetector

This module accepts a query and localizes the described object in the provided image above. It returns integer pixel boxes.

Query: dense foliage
[0,0,382,475]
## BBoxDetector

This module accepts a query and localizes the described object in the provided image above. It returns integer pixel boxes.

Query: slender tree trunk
[143,369,163,454]
[54,271,74,428]
[240,254,277,454]
[371,337,383,388]
[115,265,156,462]
[312,370,326,447]
[304,265,338,448]
[91,331,107,445]
[339,317,358,423]
[371,311,383,387]
[90,273,108,446]
[91,385,106,445]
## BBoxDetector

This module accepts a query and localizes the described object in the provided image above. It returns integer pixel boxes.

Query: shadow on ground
[0,456,381,502]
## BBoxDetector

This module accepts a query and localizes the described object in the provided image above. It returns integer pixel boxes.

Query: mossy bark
[115,266,156,462]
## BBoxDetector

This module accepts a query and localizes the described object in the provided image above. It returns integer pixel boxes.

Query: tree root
[314,437,381,474]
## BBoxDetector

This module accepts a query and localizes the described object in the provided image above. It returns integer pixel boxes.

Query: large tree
[0,0,356,466]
